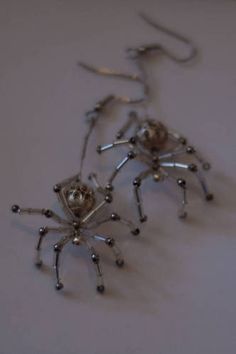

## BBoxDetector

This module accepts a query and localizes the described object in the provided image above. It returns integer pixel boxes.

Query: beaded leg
[160,162,214,201]
[11,205,70,225]
[53,235,72,290]
[35,226,73,268]
[88,172,106,195]
[93,235,124,267]
[81,193,113,224]
[85,241,105,293]
[133,169,152,223]
[106,151,136,190]
[159,146,211,170]
[97,138,132,154]
[86,213,140,235]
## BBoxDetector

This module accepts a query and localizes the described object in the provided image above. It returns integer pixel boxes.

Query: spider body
[11,173,139,293]
[97,111,214,223]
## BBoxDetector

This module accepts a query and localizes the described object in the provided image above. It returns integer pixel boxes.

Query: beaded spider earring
[11,98,140,294]
[78,13,214,223]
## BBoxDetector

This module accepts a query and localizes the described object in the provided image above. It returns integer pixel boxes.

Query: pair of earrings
[11,14,213,294]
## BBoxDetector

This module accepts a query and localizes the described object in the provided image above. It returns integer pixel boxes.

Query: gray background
[1,0,236,353]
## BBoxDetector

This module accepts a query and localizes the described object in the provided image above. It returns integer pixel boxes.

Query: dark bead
[116,132,122,139]
[94,103,102,112]
[179,137,187,145]
[106,184,114,191]
[177,178,186,188]
[54,244,61,252]
[96,145,102,154]
[72,222,80,230]
[133,178,141,187]
[44,209,53,218]
[129,137,136,145]
[35,260,43,268]
[179,211,188,219]
[91,253,99,263]
[105,194,113,203]
[203,162,211,171]
[140,215,147,223]
[206,193,214,201]
[11,205,20,213]
[39,227,47,236]
[116,259,124,268]
[111,213,120,221]
[97,285,105,293]
[105,237,115,247]
[53,184,61,193]
[131,228,140,236]
[188,164,198,172]
[55,282,64,290]
[186,146,195,154]
[128,151,136,159]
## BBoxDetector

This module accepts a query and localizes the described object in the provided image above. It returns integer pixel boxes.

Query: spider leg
[86,213,140,236]
[133,168,153,223]
[106,150,136,190]
[160,162,214,201]
[81,193,113,224]
[35,226,73,268]
[88,172,106,195]
[97,138,134,154]
[11,205,70,225]
[53,234,73,290]
[116,111,139,139]
[84,240,105,293]
[92,235,124,267]
[159,146,211,170]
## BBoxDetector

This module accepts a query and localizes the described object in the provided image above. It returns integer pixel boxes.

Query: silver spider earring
[11,106,140,293]
[79,13,213,223]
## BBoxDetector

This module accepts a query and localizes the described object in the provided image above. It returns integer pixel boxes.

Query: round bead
[186,146,195,154]
[39,227,47,236]
[106,184,114,192]
[133,178,141,187]
[54,244,61,252]
[105,194,113,203]
[55,282,64,290]
[206,193,214,201]
[129,137,136,145]
[111,213,120,221]
[177,178,186,188]
[44,209,53,218]
[105,237,115,247]
[96,145,102,154]
[140,215,147,223]
[116,259,124,268]
[11,205,20,213]
[35,260,43,268]
[53,184,61,193]
[97,285,105,293]
[203,162,211,171]
[131,228,140,236]
[128,151,136,159]
[188,164,198,172]
[91,253,99,263]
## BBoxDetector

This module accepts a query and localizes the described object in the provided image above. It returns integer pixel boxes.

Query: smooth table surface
[1,1,236,353]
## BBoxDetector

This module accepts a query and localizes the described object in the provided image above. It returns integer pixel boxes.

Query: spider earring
[11,101,140,293]
[79,13,214,223]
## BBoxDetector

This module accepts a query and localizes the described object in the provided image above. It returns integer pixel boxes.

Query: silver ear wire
[126,12,197,63]
[78,61,147,104]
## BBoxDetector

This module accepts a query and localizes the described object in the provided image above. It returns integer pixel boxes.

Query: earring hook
[127,12,197,63]
[78,61,148,104]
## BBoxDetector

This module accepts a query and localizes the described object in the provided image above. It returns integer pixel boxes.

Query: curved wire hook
[78,61,148,104]
[127,12,198,63]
